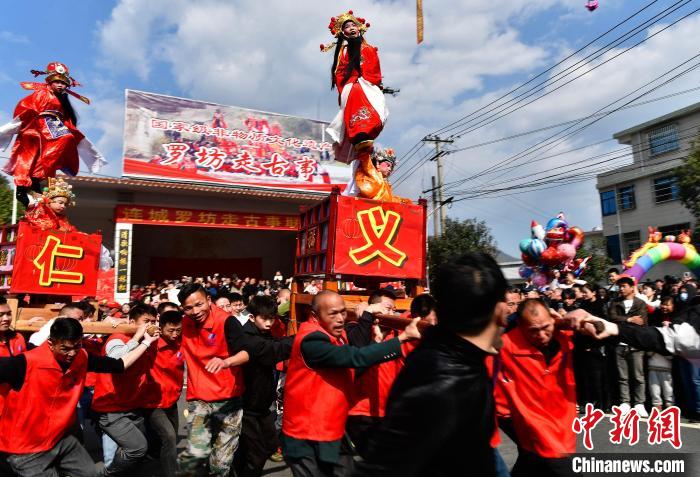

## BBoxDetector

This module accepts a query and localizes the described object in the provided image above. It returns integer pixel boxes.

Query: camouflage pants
[178,399,243,477]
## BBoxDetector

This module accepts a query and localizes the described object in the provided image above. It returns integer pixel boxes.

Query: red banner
[11,223,101,296]
[115,205,299,230]
[122,90,351,193]
[332,196,426,280]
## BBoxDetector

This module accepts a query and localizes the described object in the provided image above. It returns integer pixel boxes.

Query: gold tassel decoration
[417,0,424,44]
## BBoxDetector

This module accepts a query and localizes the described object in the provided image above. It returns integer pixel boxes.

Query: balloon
[518,265,534,278]
[540,246,563,267]
[532,271,548,287]
[545,213,568,231]
[521,253,537,266]
[557,243,577,261]
[546,227,566,243]
[530,220,545,240]
[519,239,532,255]
[623,242,700,282]
[565,226,585,248]
[528,239,547,258]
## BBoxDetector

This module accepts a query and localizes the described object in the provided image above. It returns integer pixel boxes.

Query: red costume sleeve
[360,44,382,86]
[335,42,383,90]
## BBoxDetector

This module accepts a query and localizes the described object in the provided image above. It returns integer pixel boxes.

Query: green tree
[0,175,16,225]
[676,135,700,242]
[428,217,498,286]
[576,235,613,286]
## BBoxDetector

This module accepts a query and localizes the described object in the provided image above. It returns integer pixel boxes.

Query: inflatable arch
[622,228,700,281]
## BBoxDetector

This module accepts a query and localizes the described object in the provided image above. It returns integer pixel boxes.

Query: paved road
[85,405,699,476]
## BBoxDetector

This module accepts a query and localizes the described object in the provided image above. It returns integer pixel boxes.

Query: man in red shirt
[0,318,158,477]
[143,310,184,477]
[346,291,436,458]
[282,290,421,476]
[177,283,246,476]
[494,298,578,477]
[92,304,159,476]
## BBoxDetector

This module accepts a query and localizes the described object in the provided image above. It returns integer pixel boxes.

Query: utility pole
[423,135,453,236]
[430,176,439,237]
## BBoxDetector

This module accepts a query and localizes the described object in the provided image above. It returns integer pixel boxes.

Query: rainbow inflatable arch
[623,228,700,281]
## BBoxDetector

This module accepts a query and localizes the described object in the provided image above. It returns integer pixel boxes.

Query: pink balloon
[532,272,548,287]
[558,243,576,261]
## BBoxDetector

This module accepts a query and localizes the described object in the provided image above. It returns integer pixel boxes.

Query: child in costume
[322,10,390,197]
[354,147,411,203]
[0,62,105,207]
[23,177,76,232]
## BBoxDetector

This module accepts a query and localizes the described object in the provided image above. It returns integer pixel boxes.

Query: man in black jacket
[231,296,294,477]
[353,252,509,477]
[608,276,649,416]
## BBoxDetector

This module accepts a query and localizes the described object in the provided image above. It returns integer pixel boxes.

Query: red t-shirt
[143,337,185,409]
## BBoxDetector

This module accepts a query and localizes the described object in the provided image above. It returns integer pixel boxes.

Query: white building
[596,102,698,279]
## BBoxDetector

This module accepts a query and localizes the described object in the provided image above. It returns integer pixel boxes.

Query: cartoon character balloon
[517,212,589,286]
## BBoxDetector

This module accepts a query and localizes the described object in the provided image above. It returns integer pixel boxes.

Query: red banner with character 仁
[11,223,101,296]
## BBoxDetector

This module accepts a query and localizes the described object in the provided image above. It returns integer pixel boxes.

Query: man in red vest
[0,296,26,415]
[282,290,421,477]
[0,317,158,477]
[177,282,246,476]
[494,298,578,477]
[346,292,436,458]
[92,304,159,476]
[143,310,185,477]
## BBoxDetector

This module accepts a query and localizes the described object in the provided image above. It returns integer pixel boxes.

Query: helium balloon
[528,239,547,258]
[545,214,568,231]
[557,243,577,261]
[518,265,534,279]
[532,271,548,287]
[566,226,585,248]
[521,253,537,266]
[519,239,533,255]
[540,246,563,267]
[530,220,545,241]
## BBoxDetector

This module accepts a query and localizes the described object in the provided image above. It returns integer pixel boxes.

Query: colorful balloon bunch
[518,213,588,287]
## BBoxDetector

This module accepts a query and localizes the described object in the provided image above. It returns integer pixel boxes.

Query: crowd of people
[512,268,699,421]
[0,259,698,477]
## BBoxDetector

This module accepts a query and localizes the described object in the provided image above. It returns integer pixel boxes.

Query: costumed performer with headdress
[0,62,106,207]
[354,147,411,203]
[322,10,390,196]
[22,177,77,232]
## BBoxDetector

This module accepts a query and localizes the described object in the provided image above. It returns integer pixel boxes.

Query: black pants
[286,454,354,477]
[5,434,96,477]
[511,450,574,477]
[577,349,609,410]
[345,415,382,459]
[146,405,179,477]
[234,411,279,477]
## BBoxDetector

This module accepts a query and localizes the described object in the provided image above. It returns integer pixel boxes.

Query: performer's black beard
[55,91,78,125]
[331,35,363,90]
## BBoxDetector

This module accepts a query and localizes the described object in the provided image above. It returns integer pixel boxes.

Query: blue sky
[2,0,699,255]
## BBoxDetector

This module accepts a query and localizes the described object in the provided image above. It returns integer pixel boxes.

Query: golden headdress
[43,177,76,206]
[320,10,371,53]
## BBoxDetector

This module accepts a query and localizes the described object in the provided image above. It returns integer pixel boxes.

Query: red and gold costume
[0,62,105,189]
[324,11,388,166]
[22,177,77,232]
[353,147,411,203]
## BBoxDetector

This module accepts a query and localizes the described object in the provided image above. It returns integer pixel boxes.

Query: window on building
[606,235,621,264]
[600,190,617,216]
[617,185,635,211]
[648,124,679,155]
[622,231,641,258]
[653,176,680,203]
[658,223,691,239]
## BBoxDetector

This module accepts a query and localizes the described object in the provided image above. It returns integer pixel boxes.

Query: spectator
[577,284,609,410]
[608,276,649,417]
[647,297,675,411]
[215,294,233,315]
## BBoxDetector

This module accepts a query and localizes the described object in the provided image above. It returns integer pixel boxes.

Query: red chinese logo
[33,236,84,286]
[260,153,290,177]
[572,403,605,450]
[647,406,682,449]
[349,206,406,267]
[161,143,189,165]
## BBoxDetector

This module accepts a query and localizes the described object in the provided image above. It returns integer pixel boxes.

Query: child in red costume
[323,10,390,197]
[22,177,76,232]
[0,62,105,207]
